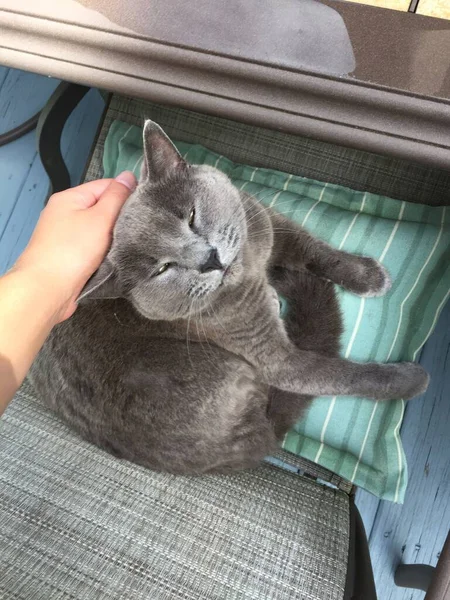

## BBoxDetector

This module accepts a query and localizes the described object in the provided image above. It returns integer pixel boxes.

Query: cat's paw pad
[352,258,392,298]
[388,362,429,400]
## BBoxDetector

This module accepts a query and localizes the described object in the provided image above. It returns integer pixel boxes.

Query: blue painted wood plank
[0,155,48,273]
[0,66,10,90]
[0,69,104,273]
[0,89,104,271]
[0,69,59,242]
[368,300,450,599]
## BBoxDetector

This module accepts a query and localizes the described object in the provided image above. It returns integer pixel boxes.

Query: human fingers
[49,179,114,210]
[93,171,137,221]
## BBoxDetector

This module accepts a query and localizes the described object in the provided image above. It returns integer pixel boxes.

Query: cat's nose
[200,248,223,273]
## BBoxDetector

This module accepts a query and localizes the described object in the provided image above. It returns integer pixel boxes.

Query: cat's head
[80,120,248,320]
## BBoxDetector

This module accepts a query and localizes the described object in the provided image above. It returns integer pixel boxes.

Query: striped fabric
[103,121,450,502]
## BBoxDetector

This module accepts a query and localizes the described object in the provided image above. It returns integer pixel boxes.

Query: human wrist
[7,264,72,326]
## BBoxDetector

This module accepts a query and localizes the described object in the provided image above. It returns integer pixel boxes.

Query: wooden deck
[0,67,104,272]
[355,307,450,599]
[0,66,448,600]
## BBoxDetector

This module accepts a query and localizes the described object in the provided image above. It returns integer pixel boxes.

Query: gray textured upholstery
[86,95,450,206]
[1,384,350,599]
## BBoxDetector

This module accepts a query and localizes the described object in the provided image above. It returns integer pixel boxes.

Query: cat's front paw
[385,362,429,400]
[344,257,392,298]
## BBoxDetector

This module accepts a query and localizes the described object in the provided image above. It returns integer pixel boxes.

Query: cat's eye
[188,208,195,228]
[156,263,171,276]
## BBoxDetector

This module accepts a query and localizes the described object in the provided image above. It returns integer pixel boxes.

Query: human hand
[13,172,137,323]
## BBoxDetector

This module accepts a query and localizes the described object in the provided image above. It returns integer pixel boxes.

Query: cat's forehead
[140,175,192,212]
[137,165,233,211]
[116,164,237,239]
[191,165,236,197]
[120,198,183,241]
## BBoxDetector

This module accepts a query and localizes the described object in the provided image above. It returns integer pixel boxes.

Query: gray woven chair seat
[0,384,349,599]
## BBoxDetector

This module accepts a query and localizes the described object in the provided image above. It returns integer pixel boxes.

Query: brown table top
[1,0,450,168]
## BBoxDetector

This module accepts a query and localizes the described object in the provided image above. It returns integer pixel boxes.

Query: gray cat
[30,121,429,474]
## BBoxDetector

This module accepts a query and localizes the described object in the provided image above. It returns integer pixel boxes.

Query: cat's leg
[267,268,341,439]
[262,344,429,401]
[216,290,428,402]
[267,389,313,439]
[268,209,390,297]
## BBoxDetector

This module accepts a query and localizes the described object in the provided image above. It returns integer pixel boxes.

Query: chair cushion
[103,120,450,502]
[0,383,350,600]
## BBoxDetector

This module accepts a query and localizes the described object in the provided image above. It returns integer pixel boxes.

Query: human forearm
[0,268,63,413]
[0,173,135,415]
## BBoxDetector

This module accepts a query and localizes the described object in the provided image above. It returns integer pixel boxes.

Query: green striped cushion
[103,121,450,502]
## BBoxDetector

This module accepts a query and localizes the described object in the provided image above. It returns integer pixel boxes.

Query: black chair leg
[345,500,378,600]
[395,564,435,592]
[395,531,450,595]
[36,81,90,199]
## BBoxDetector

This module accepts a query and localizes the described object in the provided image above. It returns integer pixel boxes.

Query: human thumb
[94,171,137,220]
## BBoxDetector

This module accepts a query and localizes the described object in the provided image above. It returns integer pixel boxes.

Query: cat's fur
[30,121,429,474]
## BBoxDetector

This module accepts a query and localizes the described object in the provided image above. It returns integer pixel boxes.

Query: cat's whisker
[245,203,332,237]
[227,204,248,231]
[247,187,281,203]
[247,228,301,239]
[113,312,124,326]
[185,298,196,371]
[199,310,216,364]
[236,199,274,227]
[234,190,279,226]
[237,195,300,229]
[248,191,282,206]
[236,193,294,231]
[207,300,230,336]
[245,194,314,220]
[194,310,215,368]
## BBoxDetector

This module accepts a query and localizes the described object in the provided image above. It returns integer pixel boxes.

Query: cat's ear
[140,119,185,183]
[78,259,121,302]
